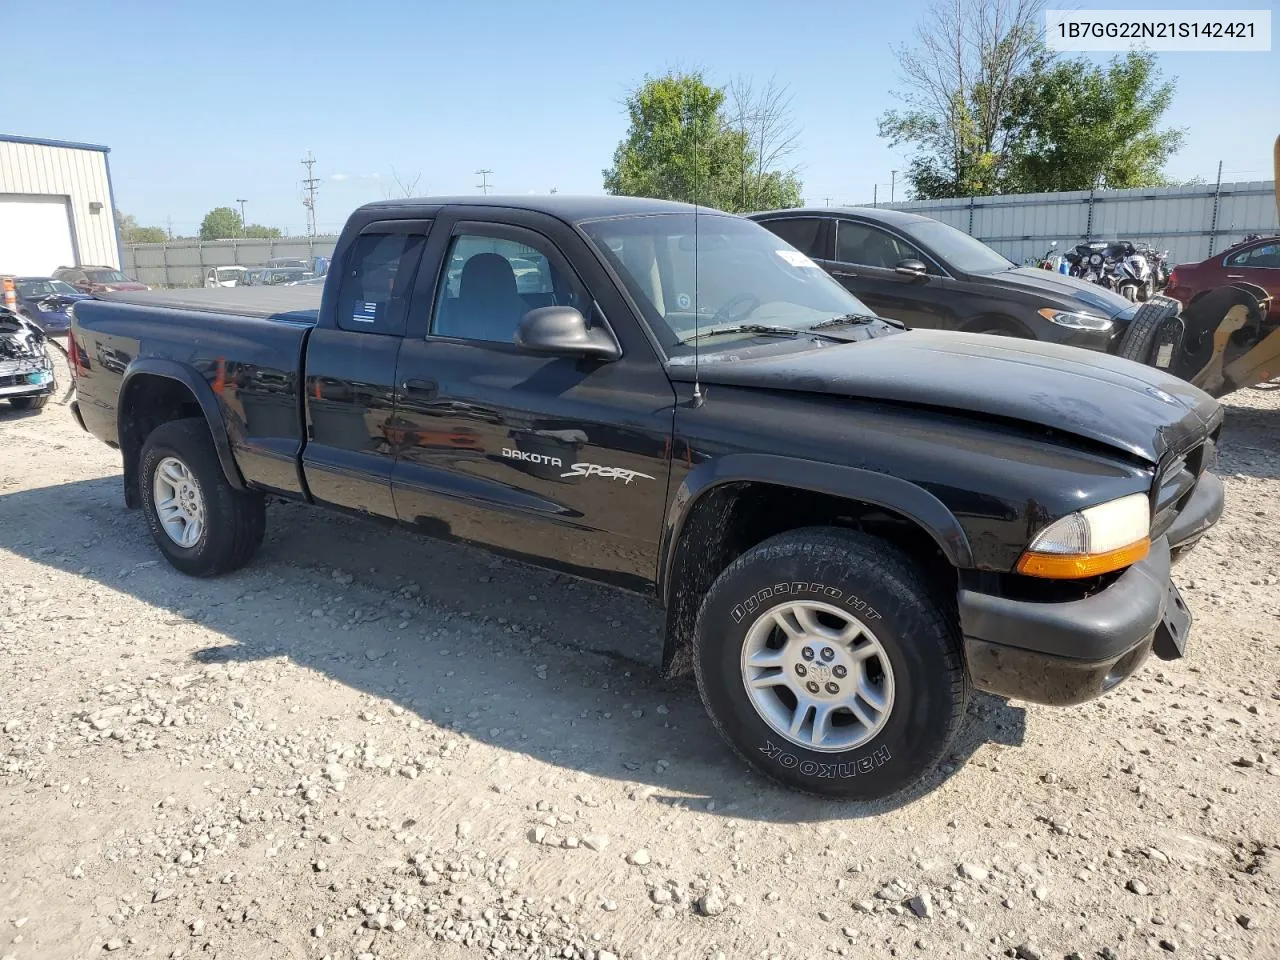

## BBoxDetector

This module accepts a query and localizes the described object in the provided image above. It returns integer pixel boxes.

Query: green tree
[603,70,801,213]
[199,207,284,240]
[1002,51,1185,192]
[878,0,1048,199]
[200,206,242,240]
[115,209,168,244]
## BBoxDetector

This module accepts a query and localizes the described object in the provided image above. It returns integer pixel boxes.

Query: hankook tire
[693,527,968,800]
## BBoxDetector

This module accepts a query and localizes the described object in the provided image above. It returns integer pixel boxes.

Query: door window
[335,232,426,336]
[432,231,587,344]
[758,217,827,259]
[836,221,923,270]
[1227,242,1280,269]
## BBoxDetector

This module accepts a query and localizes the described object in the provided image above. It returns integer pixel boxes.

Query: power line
[475,169,493,195]
[301,151,320,237]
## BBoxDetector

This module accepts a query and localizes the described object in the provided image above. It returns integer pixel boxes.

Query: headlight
[1038,308,1113,332]
[1016,492,1150,578]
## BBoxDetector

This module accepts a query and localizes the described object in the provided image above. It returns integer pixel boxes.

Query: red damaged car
[1166,236,1280,322]
[53,265,149,295]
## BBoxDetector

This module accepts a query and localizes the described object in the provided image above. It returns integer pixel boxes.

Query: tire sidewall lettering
[731,581,882,624]
[758,740,893,779]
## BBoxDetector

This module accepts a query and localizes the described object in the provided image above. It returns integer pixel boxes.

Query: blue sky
[7,0,1276,236]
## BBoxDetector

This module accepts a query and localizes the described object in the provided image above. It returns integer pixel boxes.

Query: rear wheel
[693,527,968,800]
[8,395,49,410]
[139,418,265,576]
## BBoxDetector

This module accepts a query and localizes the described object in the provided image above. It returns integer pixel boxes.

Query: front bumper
[960,539,1177,705]
[957,468,1223,705]
[0,371,55,399]
[1038,321,1115,353]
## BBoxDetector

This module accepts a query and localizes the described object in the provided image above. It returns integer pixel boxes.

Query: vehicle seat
[439,253,528,342]
[858,237,896,269]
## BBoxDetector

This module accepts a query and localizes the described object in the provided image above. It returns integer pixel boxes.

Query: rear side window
[759,217,827,259]
[335,232,426,335]
[1227,242,1280,269]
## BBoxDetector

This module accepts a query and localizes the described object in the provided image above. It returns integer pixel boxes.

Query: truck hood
[681,329,1219,463]
[983,267,1134,318]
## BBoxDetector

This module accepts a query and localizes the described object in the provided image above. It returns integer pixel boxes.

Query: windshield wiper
[811,312,904,330]
[678,323,831,345]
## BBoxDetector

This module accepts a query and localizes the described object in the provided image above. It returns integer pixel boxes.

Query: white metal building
[0,134,121,276]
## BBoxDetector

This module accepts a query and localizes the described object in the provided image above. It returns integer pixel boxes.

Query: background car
[1165,235,1280,322]
[53,265,149,294]
[10,277,90,334]
[205,266,248,288]
[749,206,1135,351]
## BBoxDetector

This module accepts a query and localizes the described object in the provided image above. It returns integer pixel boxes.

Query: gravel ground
[1,354,1278,960]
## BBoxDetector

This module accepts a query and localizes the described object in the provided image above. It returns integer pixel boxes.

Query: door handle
[1226,274,1244,279]
[401,378,438,398]
[831,269,859,278]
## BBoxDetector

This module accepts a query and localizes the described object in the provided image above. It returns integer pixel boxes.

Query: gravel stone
[908,892,934,919]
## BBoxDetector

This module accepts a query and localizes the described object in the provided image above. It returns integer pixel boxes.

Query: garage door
[0,194,76,276]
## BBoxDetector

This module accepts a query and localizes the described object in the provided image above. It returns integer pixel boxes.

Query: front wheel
[139,418,266,576]
[693,528,968,800]
[1120,283,1139,302]
[8,395,50,410]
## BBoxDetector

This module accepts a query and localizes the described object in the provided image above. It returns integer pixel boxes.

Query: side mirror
[515,306,620,361]
[894,259,928,279]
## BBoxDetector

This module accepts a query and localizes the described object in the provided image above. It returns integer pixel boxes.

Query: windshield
[17,279,79,298]
[902,219,1013,274]
[581,213,876,356]
[87,269,130,283]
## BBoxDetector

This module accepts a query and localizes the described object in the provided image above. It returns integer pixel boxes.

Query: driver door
[828,220,950,330]
[389,211,677,591]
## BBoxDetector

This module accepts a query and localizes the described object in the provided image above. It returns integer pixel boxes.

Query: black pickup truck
[68,196,1225,800]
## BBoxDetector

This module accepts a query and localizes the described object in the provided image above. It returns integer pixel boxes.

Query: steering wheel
[708,292,760,327]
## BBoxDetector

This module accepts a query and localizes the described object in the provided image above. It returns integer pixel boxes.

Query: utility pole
[890,170,897,203]
[823,196,832,206]
[301,151,320,237]
[873,184,878,208]
[165,217,173,241]
[236,199,247,236]
[475,169,493,195]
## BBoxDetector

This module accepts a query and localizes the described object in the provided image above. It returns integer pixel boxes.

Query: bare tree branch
[883,0,1048,196]
[382,166,424,200]
[727,74,803,211]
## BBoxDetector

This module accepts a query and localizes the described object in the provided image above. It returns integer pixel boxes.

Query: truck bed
[98,284,323,323]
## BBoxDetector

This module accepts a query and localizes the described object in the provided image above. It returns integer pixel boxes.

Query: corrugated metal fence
[876,180,1277,266]
[123,180,1279,287]
[124,236,339,288]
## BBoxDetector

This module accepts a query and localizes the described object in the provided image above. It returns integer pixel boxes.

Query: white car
[205,266,248,288]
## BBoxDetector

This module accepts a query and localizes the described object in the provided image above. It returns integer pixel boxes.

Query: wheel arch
[657,455,972,679]
[118,360,244,508]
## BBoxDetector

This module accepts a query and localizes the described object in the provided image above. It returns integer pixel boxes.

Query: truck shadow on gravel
[0,477,1026,821]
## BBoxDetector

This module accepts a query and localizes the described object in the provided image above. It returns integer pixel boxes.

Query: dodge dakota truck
[68,196,1225,800]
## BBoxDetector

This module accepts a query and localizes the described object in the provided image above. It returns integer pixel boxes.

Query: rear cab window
[335,230,428,336]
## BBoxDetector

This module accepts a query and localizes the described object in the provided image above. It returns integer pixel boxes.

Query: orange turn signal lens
[1015,537,1150,579]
